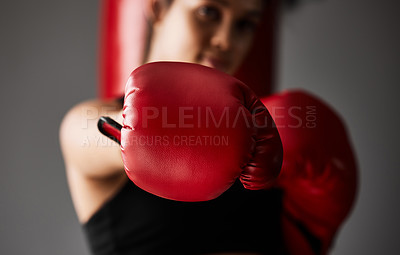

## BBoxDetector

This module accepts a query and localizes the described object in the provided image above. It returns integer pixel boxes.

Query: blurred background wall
[0,0,399,254]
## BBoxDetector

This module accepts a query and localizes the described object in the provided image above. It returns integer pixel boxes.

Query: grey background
[0,0,399,254]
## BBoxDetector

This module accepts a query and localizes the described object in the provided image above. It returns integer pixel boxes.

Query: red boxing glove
[122,62,282,201]
[261,90,358,255]
[100,62,283,201]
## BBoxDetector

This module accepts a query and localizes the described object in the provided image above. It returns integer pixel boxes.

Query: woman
[60,0,357,254]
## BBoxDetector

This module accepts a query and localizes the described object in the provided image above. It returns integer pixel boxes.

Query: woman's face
[147,0,264,75]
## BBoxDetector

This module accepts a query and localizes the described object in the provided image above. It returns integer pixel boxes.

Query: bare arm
[59,99,124,179]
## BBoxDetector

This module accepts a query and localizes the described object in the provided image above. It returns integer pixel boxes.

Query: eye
[196,5,221,22]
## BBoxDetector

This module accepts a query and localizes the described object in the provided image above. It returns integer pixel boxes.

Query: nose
[210,19,233,52]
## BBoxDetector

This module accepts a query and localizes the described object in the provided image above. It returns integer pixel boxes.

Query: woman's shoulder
[59,98,124,179]
[61,98,122,123]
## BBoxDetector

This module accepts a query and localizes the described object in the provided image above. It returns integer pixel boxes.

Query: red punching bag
[98,0,279,100]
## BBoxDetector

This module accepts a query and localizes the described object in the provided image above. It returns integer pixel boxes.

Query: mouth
[201,56,230,73]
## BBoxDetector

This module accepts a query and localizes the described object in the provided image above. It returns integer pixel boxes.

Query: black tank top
[83,179,286,255]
